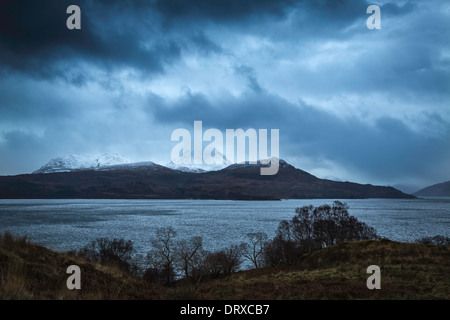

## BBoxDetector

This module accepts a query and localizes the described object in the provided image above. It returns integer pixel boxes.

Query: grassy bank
[0,232,159,299]
[0,232,448,300]
[192,239,450,299]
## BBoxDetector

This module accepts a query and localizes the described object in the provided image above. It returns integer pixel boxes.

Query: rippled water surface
[0,198,449,255]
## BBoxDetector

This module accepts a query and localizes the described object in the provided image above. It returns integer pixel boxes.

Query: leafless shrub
[263,202,380,266]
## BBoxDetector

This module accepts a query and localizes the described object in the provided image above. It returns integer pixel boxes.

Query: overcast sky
[0,0,449,191]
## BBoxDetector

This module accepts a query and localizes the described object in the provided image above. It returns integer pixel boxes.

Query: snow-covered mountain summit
[33,153,287,175]
[166,150,232,173]
[165,163,208,173]
[33,154,133,174]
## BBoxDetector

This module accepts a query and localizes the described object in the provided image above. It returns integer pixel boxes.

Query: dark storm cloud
[0,0,448,189]
[153,0,295,23]
[0,0,181,81]
[0,0,94,78]
[0,0,380,80]
[0,0,298,81]
[0,0,428,82]
[152,0,410,29]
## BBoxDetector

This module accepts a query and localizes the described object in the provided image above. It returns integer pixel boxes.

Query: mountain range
[0,155,415,200]
[414,180,450,197]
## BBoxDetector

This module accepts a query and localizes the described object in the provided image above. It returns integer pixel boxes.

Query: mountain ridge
[0,157,415,200]
[33,154,133,174]
[414,180,450,197]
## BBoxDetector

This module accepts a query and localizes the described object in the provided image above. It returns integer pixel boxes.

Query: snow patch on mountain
[33,154,133,174]
[167,157,288,173]
[165,163,208,173]
[34,154,288,175]
[167,150,232,173]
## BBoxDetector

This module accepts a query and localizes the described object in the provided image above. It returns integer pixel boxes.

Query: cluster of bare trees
[144,226,246,285]
[77,238,141,275]
[77,201,381,284]
[76,228,252,285]
[262,201,380,266]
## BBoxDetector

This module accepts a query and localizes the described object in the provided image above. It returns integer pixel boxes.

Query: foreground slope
[0,233,158,299]
[194,240,450,300]
[0,160,414,199]
[1,235,448,299]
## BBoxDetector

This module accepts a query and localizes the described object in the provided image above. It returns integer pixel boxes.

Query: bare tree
[291,205,319,252]
[313,201,379,246]
[240,232,268,269]
[288,202,380,251]
[263,202,380,267]
[78,238,138,274]
[174,236,203,278]
[147,226,177,284]
[202,244,243,278]
[262,233,297,267]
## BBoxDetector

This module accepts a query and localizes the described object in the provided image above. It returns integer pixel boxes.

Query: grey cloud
[0,130,51,175]
[0,0,295,82]
[189,32,224,55]
[1,0,441,87]
[150,88,450,185]
[153,0,295,24]
[234,65,263,93]
[0,0,181,82]
[0,0,448,189]
[0,0,367,80]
